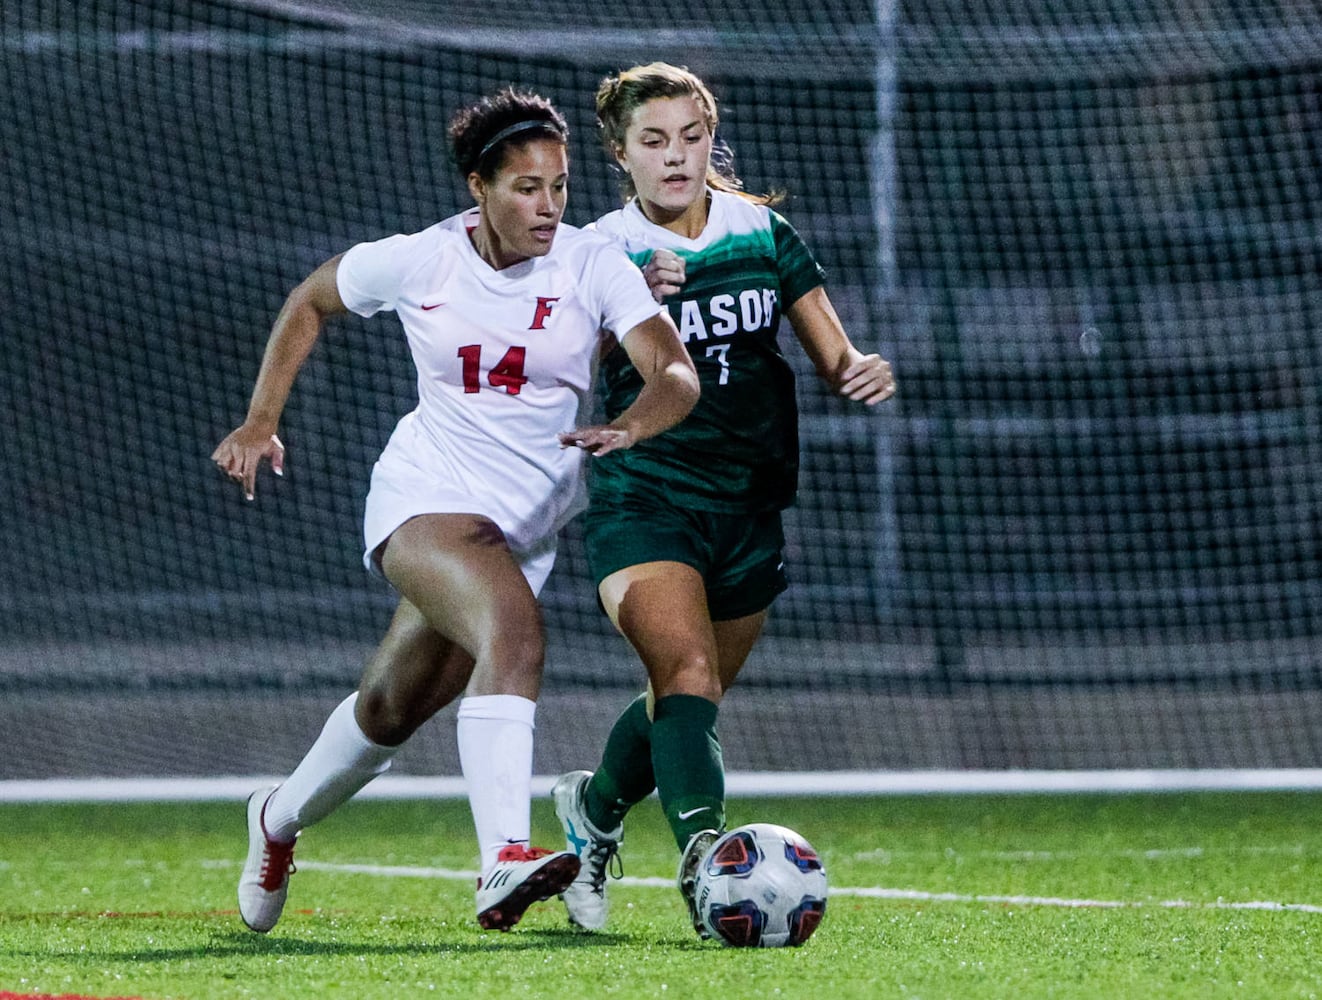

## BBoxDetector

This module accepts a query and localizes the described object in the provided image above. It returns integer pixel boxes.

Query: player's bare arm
[559,312,698,456]
[212,253,349,499]
[786,285,897,406]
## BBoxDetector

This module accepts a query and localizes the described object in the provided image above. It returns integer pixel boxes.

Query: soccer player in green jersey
[552,62,897,936]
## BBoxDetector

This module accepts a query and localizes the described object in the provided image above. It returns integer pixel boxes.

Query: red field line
[2,908,319,920]
[0,993,148,1000]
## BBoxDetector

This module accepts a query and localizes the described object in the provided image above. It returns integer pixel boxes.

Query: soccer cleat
[238,786,298,933]
[677,827,720,939]
[475,844,581,932]
[552,770,623,931]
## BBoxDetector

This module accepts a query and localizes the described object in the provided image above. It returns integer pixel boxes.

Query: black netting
[3,0,1319,780]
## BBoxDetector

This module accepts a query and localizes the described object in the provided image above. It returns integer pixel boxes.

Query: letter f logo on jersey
[530,296,560,330]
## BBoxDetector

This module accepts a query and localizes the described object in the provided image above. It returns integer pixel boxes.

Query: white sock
[457,694,536,873]
[264,693,396,842]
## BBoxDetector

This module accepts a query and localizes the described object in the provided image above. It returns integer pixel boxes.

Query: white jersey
[337,207,661,585]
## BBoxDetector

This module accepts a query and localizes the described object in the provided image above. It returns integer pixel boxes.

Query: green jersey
[591,189,825,513]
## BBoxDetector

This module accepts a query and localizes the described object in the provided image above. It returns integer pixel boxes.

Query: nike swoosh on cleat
[677,807,710,820]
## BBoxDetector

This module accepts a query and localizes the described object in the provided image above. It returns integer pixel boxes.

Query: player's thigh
[600,560,720,695]
[380,513,543,665]
[711,609,768,692]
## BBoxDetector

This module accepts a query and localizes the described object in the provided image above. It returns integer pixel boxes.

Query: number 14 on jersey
[457,344,529,395]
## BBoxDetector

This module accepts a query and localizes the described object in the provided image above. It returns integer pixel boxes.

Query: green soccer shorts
[581,494,788,621]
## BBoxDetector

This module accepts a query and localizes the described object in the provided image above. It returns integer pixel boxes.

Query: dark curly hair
[448,87,569,180]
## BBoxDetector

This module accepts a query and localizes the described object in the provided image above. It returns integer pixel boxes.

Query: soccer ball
[694,823,828,947]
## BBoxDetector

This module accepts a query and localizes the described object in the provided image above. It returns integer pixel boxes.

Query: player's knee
[356,680,423,746]
[655,648,722,702]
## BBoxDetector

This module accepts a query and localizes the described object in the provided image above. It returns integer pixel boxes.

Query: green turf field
[2,791,1319,999]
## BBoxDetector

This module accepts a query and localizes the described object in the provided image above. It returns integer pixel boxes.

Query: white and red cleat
[476,844,580,931]
[238,786,298,933]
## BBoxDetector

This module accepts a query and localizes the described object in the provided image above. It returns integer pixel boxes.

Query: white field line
[852,844,1308,863]
[201,859,1322,915]
[838,887,1322,914]
[9,769,1322,803]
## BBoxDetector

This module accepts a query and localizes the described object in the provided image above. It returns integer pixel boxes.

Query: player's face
[470,138,568,269]
[617,96,712,226]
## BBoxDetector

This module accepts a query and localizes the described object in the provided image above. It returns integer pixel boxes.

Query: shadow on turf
[221,928,641,957]
[25,927,658,963]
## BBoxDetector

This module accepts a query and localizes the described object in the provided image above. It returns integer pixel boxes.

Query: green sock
[584,694,655,832]
[651,693,725,851]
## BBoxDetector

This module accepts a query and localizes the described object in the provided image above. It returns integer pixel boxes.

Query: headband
[476,120,564,167]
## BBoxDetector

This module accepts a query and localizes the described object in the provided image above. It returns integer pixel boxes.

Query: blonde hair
[595,62,781,206]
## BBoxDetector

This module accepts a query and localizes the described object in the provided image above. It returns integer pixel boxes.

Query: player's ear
[611,143,629,174]
[467,172,485,205]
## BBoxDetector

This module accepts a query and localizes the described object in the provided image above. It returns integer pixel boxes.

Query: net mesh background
[3,0,1320,780]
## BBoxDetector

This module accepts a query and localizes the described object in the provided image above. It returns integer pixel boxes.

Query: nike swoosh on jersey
[677,806,710,820]
[421,301,445,310]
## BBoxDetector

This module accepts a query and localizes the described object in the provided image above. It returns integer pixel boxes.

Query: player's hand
[558,425,635,457]
[212,425,285,500]
[642,249,686,303]
[837,354,897,405]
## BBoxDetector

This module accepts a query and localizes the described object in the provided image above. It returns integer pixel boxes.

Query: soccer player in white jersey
[550,63,897,935]
[212,88,698,935]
